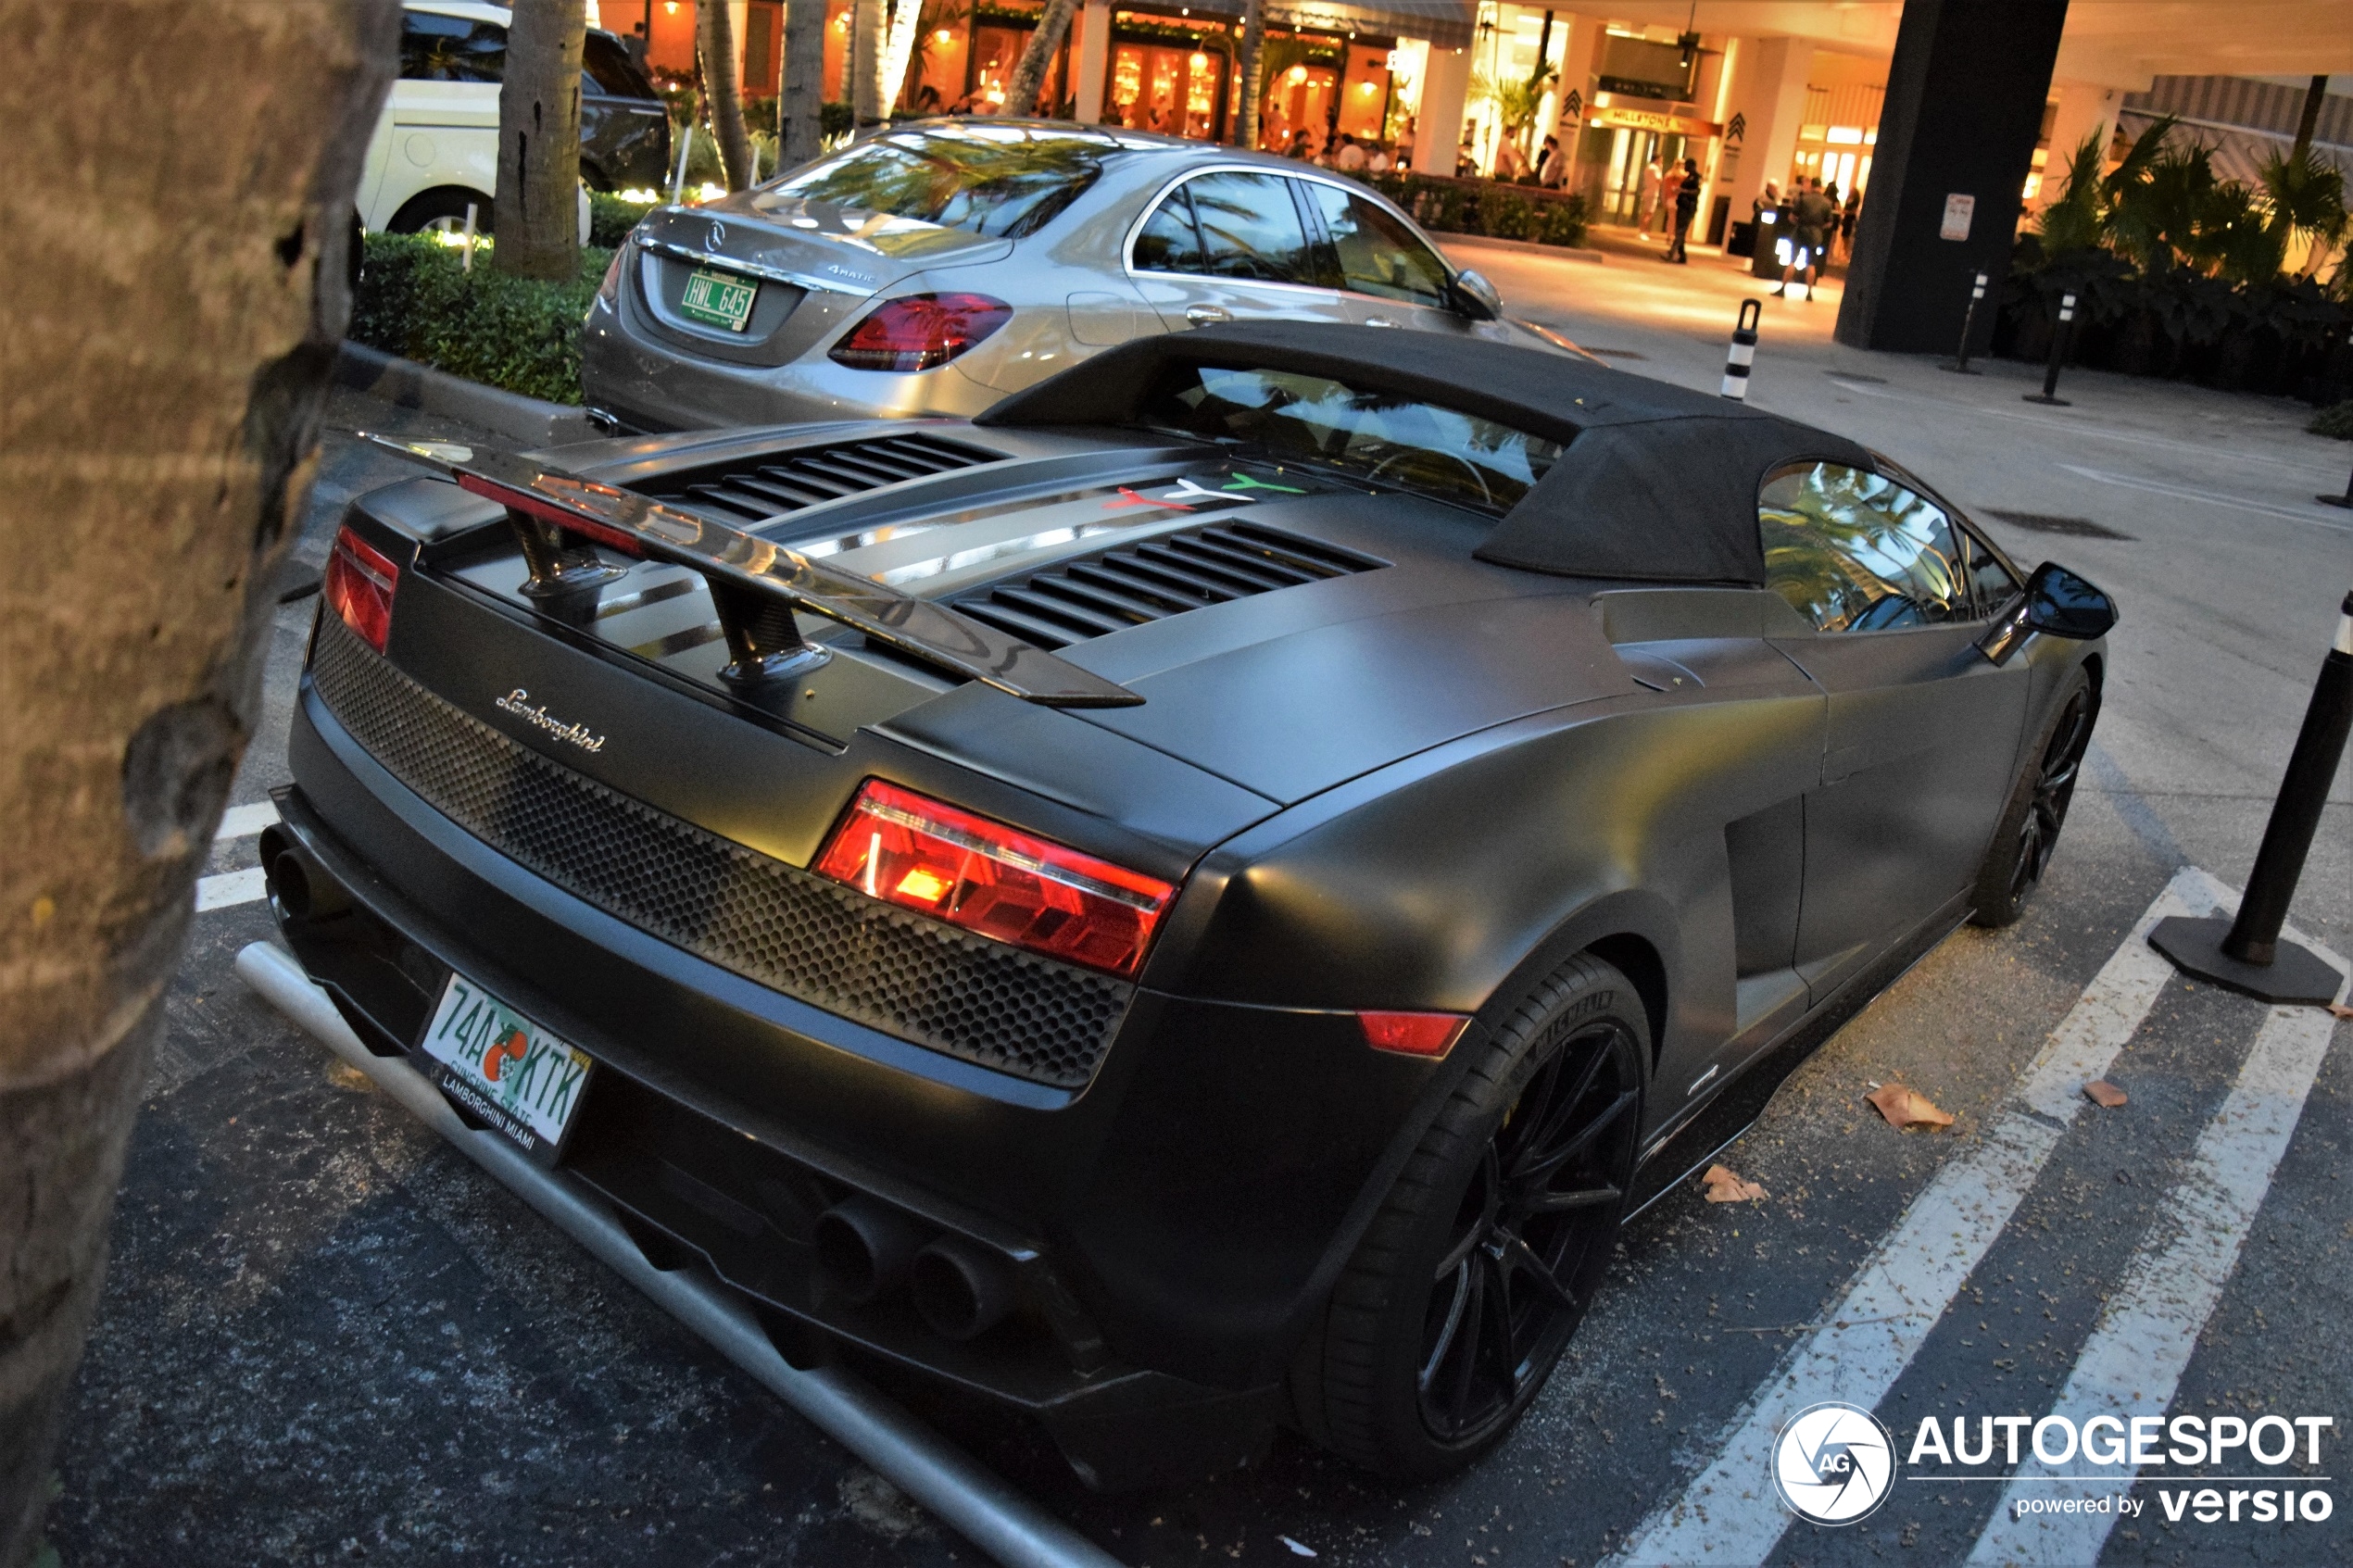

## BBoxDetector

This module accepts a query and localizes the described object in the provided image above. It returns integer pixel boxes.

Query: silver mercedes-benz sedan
[581,119,1581,433]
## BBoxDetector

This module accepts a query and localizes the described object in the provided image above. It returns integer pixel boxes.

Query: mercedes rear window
[765,126,1108,239]
[1137,364,1565,513]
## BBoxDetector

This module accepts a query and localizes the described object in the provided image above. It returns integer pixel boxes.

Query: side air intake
[627,433,1001,526]
[946,520,1388,651]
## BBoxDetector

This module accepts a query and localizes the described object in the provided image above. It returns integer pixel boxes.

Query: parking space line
[1965,960,2348,1565]
[1610,867,2220,1567]
[195,867,269,912]
[2056,465,2353,533]
[215,800,280,840]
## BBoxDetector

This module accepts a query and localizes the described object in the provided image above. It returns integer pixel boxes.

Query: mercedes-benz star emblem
[705,220,725,250]
[1771,1401,1895,1525]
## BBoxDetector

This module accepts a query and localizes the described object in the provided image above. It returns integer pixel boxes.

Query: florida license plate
[679,266,758,332]
[419,972,594,1165]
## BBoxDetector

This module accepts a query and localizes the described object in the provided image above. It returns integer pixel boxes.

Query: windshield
[761,125,1108,239]
[1136,364,1565,512]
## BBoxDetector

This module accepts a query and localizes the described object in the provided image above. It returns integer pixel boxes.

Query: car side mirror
[1978,561,2118,664]
[1450,269,1502,321]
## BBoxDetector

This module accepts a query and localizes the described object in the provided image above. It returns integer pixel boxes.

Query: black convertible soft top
[976,320,1874,585]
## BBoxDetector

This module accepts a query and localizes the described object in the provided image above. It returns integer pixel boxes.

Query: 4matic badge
[1773,1402,1896,1525]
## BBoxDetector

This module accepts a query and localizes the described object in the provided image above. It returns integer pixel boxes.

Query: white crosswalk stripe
[1611,867,2227,1567]
[214,799,280,840]
[1965,974,2347,1564]
[195,866,270,912]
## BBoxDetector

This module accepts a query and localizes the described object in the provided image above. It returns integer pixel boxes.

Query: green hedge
[590,191,658,246]
[1367,171,1590,250]
[2312,400,2353,439]
[348,232,609,406]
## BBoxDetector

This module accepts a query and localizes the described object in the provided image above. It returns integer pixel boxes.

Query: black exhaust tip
[812,1197,925,1304]
[910,1237,1014,1341]
[259,829,350,922]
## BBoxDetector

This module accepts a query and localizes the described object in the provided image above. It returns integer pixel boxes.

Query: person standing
[1665,156,1700,262]
[1537,133,1564,188]
[1775,175,1835,298]
[1335,132,1367,172]
[1635,155,1664,236]
[1839,184,1861,259]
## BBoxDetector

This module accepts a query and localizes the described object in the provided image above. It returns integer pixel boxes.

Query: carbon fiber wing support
[363,434,1142,708]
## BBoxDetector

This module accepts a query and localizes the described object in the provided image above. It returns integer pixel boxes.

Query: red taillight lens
[814,780,1176,978]
[323,524,398,654]
[827,293,1013,371]
[1359,1011,1470,1059]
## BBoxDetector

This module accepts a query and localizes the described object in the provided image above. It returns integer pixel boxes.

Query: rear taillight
[827,293,1013,371]
[1358,1012,1470,1059]
[323,524,398,654]
[813,780,1176,978]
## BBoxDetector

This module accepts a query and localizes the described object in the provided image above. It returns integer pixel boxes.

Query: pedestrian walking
[1666,156,1701,262]
[1774,176,1835,299]
[1839,185,1860,258]
[1636,156,1664,236]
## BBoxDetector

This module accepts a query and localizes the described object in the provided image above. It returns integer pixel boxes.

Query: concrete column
[1714,33,1810,235]
[1073,0,1110,123]
[2034,78,2123,210]
[1414,41,1472,176]
[1554,14,1604,192]
[1836,0,2070,354]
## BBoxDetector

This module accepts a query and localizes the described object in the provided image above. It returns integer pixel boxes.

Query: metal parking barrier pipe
[2147,589,2353,1005]
[1944,270,1988,375]
[2322,453,2352,509]
[1719,298,1761,401]
[2021,290,2077,407]
[234,940,1128,1568]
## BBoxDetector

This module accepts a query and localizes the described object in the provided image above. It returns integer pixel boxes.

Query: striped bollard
[1944,270,1989,375]
[1720,298,1761,401]
[2021,290,2078,407]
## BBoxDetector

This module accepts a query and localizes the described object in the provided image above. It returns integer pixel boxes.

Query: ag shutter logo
[1773,1402,1896,1525]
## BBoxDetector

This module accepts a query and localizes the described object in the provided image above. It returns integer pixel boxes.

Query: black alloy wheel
[1416,1013,1641,1443]
[1971,667,2098,927]
[1298,953,1646,1481]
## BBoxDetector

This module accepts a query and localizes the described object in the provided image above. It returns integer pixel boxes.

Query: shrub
[2311,399,2353,439]
[349,232,609,406]
[1368,170,1590,250]
[590,190,658,246]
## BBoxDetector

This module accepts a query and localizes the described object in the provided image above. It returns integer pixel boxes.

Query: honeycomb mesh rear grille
[308,616,1128,1088]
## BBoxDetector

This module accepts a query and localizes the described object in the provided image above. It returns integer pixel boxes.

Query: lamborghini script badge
[495,688,606,753]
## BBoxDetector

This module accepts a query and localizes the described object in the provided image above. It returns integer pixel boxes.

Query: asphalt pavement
[46,242,2353,1568]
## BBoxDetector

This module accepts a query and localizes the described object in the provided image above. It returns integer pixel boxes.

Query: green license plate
[419,971,594,1166]
[679,266,759,332]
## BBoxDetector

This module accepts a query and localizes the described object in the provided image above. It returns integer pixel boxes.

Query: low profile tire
[386,186,494,236]
[1298,953,1646,1482]
[1969,666,2097,928]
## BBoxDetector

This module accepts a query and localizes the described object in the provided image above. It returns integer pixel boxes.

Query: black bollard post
[1944,270,1989,375]
[2149,588,2353,1004]
[2322,452,2352,510]
[1719,298,1761,402]
[2020,291,2077,407]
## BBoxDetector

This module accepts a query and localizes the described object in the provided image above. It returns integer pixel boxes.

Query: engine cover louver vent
[628,433,1000,526]
[945,521,1388,651]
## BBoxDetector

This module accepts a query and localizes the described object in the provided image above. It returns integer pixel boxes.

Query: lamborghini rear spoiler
[363,435,1142,709]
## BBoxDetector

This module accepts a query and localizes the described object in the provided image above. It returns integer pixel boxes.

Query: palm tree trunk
[779,0,827,166]
[880,0,925,118]
[698,0,756,188]
[0,5,395,1564]
[496,0,585,277]
[2293,74,2326,159]
[851,0,886,129]
[1005,0,1077,119]
[1233,0,1264,149]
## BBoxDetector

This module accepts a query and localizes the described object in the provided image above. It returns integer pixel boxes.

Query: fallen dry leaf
[1867,1083,1956,1130]
[2082,1079,2129,1109]
[1702,1163,1768,1203]
[2328,1002,2352,1021]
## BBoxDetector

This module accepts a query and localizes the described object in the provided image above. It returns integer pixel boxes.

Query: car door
[1290,177,1480,336]
[1761,461,2032,1000]
[382,6,503,226]
[1127,169,1351,332]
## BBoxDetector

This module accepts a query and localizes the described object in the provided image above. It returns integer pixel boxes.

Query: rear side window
[400,9,505,81]
[583,31,658,99]
[1182,171,1319,285]
[1761,463,1969,632]
[1296,182,1451,306]
[1134,185,1204,272]
[768,126,1104,239]
[1138,363,1563,512]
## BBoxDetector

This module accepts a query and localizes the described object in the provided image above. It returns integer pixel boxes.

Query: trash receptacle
[1751,209,1799,279]
[1727,219,1756,257]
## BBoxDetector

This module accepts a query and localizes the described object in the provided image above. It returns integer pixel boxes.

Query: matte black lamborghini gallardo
[268,323,2115,1486]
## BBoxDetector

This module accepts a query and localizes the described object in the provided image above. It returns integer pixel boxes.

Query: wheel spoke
[1499,1229,1582,1311]
[1515,1042,1611,1174]
[1478,1248,1522,1396]
[1524,1184,1622,1214]
[1418,1260,1470,1389]
[1516,1087,1637,1185]
[1433,1218,1486,1282]
[1442,1257,1489,1425]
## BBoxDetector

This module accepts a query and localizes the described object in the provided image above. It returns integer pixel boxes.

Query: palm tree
[2033,128,2106,256]
[2258,148,2349,277]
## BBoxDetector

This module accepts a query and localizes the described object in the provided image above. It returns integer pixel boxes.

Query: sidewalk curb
[1429,231,1605,264]
[333,340,595,447]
